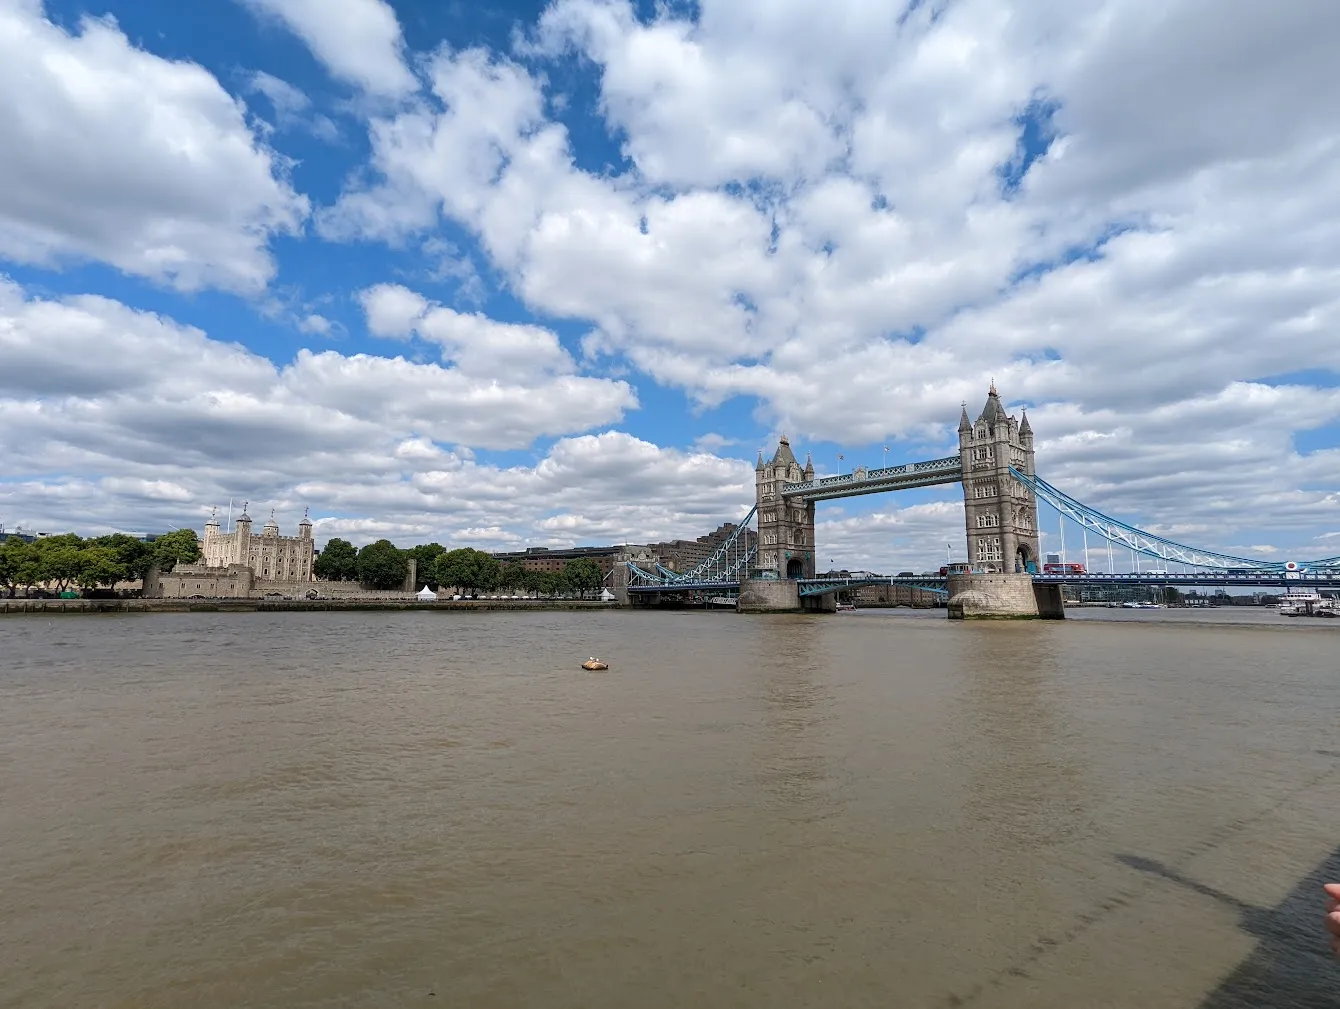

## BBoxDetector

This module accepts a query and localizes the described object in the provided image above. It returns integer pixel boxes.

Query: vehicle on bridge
[1043,562,1086,575]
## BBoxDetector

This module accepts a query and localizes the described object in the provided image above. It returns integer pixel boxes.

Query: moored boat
[1278,588,1337,618]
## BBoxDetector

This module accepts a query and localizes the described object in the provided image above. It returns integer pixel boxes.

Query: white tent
[416,585,438,601]
[600,587,616,602]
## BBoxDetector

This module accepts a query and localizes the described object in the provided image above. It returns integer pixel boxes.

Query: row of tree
[314,539,606,597]
[0,529,608,599]
[0,530,202,597]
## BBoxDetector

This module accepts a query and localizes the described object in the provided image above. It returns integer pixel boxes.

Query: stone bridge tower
[755,436,816,579]
[958,384,1041,573]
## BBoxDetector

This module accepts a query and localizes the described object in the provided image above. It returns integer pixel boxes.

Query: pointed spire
[978,383,1007,424]
[1019,408,1032,436]
[756,448,765,470]
[958,402,972,432]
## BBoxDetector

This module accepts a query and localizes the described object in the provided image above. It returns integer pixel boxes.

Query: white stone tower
[755,436,816,579]
[957,384,1041,573]
[233,505,252,566]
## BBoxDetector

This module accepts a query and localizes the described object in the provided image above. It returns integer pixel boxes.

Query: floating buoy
[581,657,609,671]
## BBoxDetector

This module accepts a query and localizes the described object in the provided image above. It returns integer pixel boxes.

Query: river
[1,608,1337,1008]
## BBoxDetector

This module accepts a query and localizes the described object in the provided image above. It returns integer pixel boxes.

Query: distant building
[145,505,323,599]
[649,522,758,574]
[200,506,315,582]
[492,544,627,579]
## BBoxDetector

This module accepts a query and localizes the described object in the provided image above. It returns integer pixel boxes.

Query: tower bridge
[618,384,1339,618]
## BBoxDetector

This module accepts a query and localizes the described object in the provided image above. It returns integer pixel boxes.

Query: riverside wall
[0,598,619,615]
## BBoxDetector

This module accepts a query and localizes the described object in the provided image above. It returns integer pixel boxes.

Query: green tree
[151,529,201,572]
[409,543,446,589]
[314,537,359,581]
[357,539,409,589]
[434,548,500,596]
[91,534,153,582]
[35,535,84,592]
[499,561,528,593]
[0,537,34,597]
[75,545,125,591]
[562,558,604,599]
[530,570,561,597]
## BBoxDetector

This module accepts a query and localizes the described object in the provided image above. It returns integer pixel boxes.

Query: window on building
[975,513,999,528]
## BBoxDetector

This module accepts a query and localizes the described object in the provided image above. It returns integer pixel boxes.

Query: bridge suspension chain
[1009,467,1340,571]
[626,505,759,588]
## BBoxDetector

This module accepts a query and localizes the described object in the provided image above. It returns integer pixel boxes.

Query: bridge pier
[801,592,837,613]
[946,572,1065,620]
[737,578,801,613]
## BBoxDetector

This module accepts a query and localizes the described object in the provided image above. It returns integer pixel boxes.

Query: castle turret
[202,508,222,568]
[233,505,252,566]
[298,508,312,540]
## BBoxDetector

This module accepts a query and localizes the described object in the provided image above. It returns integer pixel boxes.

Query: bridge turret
[959,385,1040,574]
[754,435,816,580]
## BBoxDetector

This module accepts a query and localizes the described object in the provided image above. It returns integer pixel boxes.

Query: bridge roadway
[625,570,1340,598]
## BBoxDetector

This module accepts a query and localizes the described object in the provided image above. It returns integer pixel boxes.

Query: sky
[0,0,1337,571]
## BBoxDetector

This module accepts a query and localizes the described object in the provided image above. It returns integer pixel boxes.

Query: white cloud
[359,282,579,380]
[247,70,340,141]
[310,0,1340,563]
[296,313,334,336]
[239,0,417,98]
[0,280,661,541]
[0,3,307,293]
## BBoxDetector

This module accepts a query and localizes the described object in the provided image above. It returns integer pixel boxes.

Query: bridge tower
[957,384,1041,573]
[755,436,816,579]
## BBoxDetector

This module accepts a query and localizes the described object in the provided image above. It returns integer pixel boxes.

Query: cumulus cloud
[7,0,1339,568]
[359,282,580,380]
[247,70,339,141]
[0,2,307,293]
[239,0,417,98]
[0,280,664,540]
[309,0,1340,562]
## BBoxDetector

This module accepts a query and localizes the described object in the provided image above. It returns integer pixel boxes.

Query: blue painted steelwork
[781,455,962,502]
[798,576,949,598]
[625,505,758,590]
[1010,467,1340,572]
[1035,571,1340,589]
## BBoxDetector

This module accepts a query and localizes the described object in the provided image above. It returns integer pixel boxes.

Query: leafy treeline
[0,529,607,599]
[315,538,606,597]
[0,530,201,597]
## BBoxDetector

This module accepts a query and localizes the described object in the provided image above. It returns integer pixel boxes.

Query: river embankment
[0,597,620,615]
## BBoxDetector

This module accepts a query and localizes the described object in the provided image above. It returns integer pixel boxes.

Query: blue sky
[1,0,1337,570]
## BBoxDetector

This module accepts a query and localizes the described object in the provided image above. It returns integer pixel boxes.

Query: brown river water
[1,607,1337,1008]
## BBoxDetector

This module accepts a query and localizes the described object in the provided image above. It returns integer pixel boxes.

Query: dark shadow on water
[1116,848,1340,1008]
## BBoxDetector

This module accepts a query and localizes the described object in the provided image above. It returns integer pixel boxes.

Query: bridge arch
[786,557,804,578]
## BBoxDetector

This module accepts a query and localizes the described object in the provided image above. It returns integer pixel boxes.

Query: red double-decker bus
[1043,562,1086,575]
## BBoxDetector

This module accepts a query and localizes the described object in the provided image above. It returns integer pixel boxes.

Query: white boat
[836,602,857,612]
[1278,588,1337,618]
[1121,601,1161,609]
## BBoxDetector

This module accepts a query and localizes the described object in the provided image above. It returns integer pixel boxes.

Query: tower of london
[200,506,315,582]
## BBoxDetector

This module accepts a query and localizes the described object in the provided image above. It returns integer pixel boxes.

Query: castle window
[975,513,999,528]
